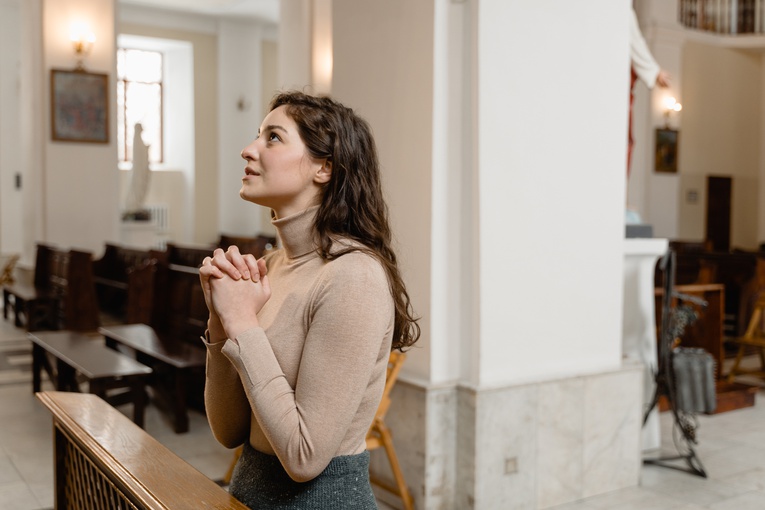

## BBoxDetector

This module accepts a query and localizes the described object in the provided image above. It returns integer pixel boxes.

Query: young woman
[199,91,420,509]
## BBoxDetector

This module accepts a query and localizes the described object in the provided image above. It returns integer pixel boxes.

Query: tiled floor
[0,313,763,510]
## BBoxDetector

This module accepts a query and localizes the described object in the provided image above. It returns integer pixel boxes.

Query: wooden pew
[3,244,100,332]
[159,242,214,268]
[92,243,157,324]
[36,391,249,509]
[100,261,208,433]
[95,236,274,433]
[29,330,152,427]
[218,233,276,258]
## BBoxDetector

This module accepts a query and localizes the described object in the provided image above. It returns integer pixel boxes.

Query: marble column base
[369,362,644,510]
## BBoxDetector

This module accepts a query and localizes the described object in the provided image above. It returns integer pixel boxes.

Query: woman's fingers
[200,256,224,279]
[241,254,260,282]
[225,245,252,280]
[211,248,243,279]
[257,258,268,278]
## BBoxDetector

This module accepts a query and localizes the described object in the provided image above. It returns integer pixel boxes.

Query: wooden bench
[160,236,275,269]
[99,323,206,434]
[218,233,276,258]
[29,330,152,427]
[92,243,157,324]
[3,244,100,331]
[37,391,249,510]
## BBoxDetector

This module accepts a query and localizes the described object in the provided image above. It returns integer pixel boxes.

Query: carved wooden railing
[680,0,765,34]
[36,391,248,509]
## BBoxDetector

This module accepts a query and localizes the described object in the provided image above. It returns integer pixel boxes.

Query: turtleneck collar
[272,205,319,259]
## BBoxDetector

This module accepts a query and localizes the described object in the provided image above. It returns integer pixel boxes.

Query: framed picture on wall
[50,69,109,143]
[655,128,678,173]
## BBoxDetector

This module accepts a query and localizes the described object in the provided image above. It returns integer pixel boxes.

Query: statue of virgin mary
[123,122,151,219]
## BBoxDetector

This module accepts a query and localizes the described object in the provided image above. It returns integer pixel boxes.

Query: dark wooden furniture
[36,391,249,510]
[29,331,152,427]
[654,283,725,378]
[3,244,100,331]
[92,243,157,324]
[159,242,214,268]
[99,323,206,434]
[657,248,760,337]
[218,233,276,258]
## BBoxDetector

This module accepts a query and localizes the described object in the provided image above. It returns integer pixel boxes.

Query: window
[117,48,163,164]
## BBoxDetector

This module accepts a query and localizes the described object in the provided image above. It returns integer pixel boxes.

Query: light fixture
[663,96,682,128]
[70,22,95,70]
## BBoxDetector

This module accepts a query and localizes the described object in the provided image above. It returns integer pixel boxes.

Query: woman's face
[239,105,329,218]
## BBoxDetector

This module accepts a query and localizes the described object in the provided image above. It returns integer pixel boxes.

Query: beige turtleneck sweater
[202,206,394,482]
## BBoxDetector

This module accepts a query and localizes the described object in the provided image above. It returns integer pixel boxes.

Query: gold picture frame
[655,128,678,173]
[50,69,109,143]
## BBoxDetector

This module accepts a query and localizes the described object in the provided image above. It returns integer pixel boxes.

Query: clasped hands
[199,246,271,341]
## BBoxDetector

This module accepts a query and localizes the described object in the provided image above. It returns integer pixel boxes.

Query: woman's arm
[199,248,267,448]
[221,253,393,482]
[202,334,252,448]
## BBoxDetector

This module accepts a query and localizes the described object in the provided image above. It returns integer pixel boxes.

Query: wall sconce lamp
[70,22,95,70]
[663,96,682,128]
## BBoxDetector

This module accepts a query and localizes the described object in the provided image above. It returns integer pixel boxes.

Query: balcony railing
[680,0,765,34]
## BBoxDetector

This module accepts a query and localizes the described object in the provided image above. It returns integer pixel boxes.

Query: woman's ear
[315,159,332,184]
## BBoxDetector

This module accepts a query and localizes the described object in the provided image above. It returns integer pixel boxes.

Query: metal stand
[642,250,708,478]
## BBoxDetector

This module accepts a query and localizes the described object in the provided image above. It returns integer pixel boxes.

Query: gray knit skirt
[228,442,378,509]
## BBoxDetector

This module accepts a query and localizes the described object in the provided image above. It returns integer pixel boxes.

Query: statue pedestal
[623,237,668,452]
[119,220,160,249]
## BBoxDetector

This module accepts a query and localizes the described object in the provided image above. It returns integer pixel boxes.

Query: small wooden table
[655,283,725,378]
[99,323,207,433]
[29,331,152,427]
[3,283,59,331]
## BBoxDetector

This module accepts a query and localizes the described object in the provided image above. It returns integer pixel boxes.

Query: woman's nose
[241,140,259,160]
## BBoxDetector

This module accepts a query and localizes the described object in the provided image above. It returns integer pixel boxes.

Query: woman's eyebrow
[258,124,288,135]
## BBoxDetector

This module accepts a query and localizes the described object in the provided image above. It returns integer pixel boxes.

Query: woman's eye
[268,132,280,142]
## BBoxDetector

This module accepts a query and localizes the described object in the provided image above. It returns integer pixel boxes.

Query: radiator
[144,204,168,231]
[144,203,169,249]
[672,347,717,414]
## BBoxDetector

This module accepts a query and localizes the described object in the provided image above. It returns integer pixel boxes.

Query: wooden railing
[36,391,248,509]
[680,0,765,34]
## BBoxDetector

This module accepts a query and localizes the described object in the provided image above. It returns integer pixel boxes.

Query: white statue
[124,122,151,217]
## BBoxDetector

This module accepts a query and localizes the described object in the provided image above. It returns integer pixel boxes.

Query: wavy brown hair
[270,91,420,351]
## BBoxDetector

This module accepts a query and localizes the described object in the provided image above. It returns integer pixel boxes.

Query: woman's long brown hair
[270,91,420,351]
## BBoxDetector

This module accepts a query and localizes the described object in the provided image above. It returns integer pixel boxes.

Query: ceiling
[118,0,279,23]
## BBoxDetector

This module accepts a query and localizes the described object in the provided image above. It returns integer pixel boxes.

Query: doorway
[705,175,732,252]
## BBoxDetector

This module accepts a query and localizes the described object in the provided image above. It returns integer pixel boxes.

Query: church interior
[1,0,765,508]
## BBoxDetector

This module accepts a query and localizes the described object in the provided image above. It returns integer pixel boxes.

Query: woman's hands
[199,246,271,341]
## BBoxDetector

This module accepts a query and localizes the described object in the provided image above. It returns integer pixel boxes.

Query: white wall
[678,41,761,249]
[217,19,276,238]
[477,0,629,386]
[0,0,24,256]
[278,0,311,91]
[43,0,119,256]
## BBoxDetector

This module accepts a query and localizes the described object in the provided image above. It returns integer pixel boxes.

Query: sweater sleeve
[221,254,392,482]
[202,333,252,448]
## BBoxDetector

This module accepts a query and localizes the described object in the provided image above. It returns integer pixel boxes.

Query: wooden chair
[727,292,765,383]
[221,351,414,510]
[0,253,19,285]
[366,351,413,510]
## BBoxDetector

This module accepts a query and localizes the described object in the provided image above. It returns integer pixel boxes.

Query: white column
[623,237,669,451]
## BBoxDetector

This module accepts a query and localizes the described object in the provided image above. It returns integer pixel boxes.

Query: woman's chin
[239,189,267,206]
